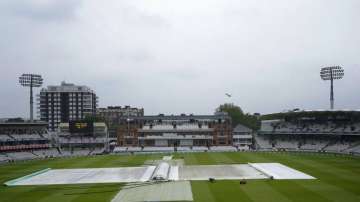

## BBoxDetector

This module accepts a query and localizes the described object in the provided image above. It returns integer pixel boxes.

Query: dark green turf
[1,152,359,202]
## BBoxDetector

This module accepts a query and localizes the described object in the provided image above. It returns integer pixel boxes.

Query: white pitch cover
[248,163,315,179]
[168,166,179,181]
[140,166,156,182]
[5,162,315,186]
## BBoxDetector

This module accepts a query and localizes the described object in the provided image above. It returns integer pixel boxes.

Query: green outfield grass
[0,152,359,202]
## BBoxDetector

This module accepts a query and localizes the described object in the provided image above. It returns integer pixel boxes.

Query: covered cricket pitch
[5,161,314,186]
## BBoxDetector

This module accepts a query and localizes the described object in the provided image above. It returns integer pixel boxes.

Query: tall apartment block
[38,81,98,131]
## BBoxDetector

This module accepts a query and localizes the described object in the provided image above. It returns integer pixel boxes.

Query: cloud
[0,0,359,118]
[0,0,82,22]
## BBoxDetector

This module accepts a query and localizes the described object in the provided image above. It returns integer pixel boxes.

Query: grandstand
[56,122,108,156]
[0,120,56,162]
[113,145,237,153]
[0,120,110,163]
[117,113,232,147]
[256,110,360,154]
[3,110,360,163]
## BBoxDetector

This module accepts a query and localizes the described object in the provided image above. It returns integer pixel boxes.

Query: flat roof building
[38,82,98,131]
[96,106,144,125]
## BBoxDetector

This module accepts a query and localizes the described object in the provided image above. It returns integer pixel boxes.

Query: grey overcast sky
[0,0,359,118]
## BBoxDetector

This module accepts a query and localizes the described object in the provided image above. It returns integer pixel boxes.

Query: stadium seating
[236,145,250,151]
[143,147,173,152]
[0,134,12,141]
[210,146,237,152]
[343,141,360,154]
[0,146,107,162]
[89,148,105,155]
[191,146,209,151]
[72,149,91,156]
[255,133,360,154]
[254,134,273,149]
[275,139,298,150]
[10,134,42,140]
[113,146,241,153]
[258,117,360,154]
[176,147,192,152]
[6,152,36,161]
[261,121,360,135]
[0,153,10,163]
[324,143,351,152]
[58,135,107,145]
[0,122,109,162]
[113,147,129,152]
[142,123,210,130]
[300,142,327,151]
[33,149,61,158]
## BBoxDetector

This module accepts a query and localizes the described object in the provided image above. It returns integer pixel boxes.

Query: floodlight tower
[320,66,344,110]
[19,74,43,122]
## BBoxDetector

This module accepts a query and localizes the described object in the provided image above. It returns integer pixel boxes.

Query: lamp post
[19,74,43,122]
[320,66,344,110]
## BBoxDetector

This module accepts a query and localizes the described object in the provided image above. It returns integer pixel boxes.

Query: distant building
[232,124,253,149]
[96,106,144,125]
[117,114,232,147]
[38,81,98,131]
[96,106,144,143]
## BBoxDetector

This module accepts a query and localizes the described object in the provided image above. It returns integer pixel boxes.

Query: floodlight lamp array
[19,74,43,87]
[320,66,344,80]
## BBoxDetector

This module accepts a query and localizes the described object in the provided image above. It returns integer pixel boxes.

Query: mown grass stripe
[297,180,360,202]
[270,180,331,202]
[191,181,216,202]
[241,180,292,202]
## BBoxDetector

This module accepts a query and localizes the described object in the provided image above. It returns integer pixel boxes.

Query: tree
[216,103,260,130]
[216,103,244,115]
